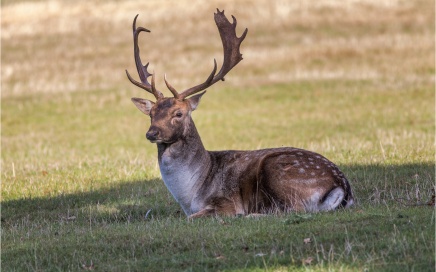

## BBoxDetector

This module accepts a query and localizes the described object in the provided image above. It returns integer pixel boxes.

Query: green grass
[2,202,434,271]
[2,0,435,271]
[2,82,434,271]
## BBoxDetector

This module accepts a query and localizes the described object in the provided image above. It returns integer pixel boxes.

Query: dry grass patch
[2,0,434,97]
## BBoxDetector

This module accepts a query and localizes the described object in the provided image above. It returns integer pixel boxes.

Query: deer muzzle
[146,126,161,143]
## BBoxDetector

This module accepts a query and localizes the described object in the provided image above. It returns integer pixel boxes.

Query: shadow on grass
[2,162,434,226]
[2,178,183,225]
[2,163,434,271]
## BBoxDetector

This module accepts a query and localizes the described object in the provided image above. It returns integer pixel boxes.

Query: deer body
[127,10,354,218]
[152,99,353,217]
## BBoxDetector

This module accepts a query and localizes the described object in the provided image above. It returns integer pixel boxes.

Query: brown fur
[127,11,354,218]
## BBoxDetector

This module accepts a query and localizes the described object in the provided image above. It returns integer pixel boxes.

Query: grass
[2,0,435,271]
[3,202,434,271]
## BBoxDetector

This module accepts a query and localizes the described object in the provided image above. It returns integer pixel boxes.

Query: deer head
[127,10,247,144]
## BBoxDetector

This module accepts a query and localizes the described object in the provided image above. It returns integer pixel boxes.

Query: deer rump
[188,148,353,218]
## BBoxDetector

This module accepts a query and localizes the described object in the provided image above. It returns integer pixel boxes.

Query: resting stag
[127,10,354,218]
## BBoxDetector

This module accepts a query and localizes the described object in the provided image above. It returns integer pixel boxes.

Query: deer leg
[188,207,216,219]
[318,187,345,211]
[245,213,268,218]
[232,193,246,216]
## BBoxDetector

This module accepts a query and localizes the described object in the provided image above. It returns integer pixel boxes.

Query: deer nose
[146,127,160,141]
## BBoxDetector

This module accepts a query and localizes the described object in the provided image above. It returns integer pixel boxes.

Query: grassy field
[2,0,435,271]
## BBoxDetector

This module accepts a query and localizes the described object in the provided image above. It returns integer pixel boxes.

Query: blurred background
[3,0,434,96]
[2,0,434,199]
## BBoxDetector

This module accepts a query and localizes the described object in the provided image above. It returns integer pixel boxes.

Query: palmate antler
[126,9,248,100]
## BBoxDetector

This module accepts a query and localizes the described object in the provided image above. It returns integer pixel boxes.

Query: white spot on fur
[299,168,305,173]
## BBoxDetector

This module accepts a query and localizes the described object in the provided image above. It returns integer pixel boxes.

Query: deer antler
[125,15,164,100]
[127,10,247,100]
[169,9,248,100]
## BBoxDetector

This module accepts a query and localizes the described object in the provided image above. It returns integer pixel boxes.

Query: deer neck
[156,121,210,215]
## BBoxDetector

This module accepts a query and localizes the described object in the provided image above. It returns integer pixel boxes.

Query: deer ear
[187,91,206,111]
[131,97,154,116]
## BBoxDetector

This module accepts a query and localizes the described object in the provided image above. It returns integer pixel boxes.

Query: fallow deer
[127,10,354,218]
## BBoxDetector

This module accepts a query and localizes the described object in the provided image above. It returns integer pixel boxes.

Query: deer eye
[175,111,183,118]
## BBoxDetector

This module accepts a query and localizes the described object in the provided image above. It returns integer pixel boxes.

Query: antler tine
[163,60,216,100]
[164,59,217,100]
[126,14,164,100]
[178,9,248,100]
[174,59,217,100]
[164,74,180,99]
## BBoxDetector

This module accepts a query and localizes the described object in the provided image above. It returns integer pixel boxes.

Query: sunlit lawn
[2,0,434,271]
